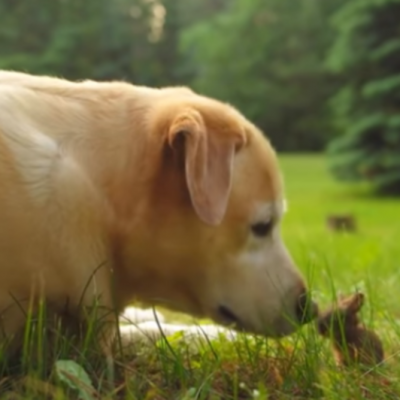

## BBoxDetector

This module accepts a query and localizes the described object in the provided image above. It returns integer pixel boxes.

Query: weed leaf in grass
[55,359,98,400]
[180,387,197,399]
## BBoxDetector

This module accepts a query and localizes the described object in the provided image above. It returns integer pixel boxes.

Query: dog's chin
[215,305,300,338]
[267,318,300,338]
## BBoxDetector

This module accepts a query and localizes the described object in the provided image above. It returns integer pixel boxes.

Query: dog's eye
[251,221,273,237]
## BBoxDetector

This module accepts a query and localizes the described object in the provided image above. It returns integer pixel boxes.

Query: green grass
[2,154,400,399]
[280,155,400,313]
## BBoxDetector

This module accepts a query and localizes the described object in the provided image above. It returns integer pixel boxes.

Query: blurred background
[1,0,399,195]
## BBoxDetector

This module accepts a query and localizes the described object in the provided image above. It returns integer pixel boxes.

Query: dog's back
[0,70,317,361]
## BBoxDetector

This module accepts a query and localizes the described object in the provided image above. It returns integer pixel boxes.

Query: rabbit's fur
[317,293,384,367]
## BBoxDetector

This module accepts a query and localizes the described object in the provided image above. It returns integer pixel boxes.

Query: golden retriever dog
[0,70,317,362]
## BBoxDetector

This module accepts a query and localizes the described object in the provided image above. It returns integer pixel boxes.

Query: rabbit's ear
[347,292,365,313]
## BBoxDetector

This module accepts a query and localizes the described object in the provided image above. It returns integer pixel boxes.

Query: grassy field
[2,154,400,399]
[280,155,400,313]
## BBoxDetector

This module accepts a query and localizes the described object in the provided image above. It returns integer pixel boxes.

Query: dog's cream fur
[0,70,312,358]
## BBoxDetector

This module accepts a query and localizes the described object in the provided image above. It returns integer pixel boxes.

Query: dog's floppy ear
[168,108,244,225]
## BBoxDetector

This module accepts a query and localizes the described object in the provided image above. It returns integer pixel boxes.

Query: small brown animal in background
[317,292,384,367]
[326,214,356,233]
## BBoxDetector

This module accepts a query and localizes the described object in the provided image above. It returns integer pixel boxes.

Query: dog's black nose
[296,289,318,325]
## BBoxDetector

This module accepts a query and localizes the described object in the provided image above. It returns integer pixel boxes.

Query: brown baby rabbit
[317,292,384,367]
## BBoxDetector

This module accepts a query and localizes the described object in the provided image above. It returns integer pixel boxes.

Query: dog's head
[116,89,317,337]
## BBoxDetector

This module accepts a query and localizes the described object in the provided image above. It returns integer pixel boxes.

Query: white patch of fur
[119,321,237,350]
[225,200,301,334]
[119,307,165,325]
[0,86,60,204]
[251,200,285,225]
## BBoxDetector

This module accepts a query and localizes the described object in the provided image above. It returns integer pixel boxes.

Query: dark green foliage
[0,0,184,85]
[0,0,343,152]
[6,0,391,155]
[180,0,345,151]
[327,0,400,193]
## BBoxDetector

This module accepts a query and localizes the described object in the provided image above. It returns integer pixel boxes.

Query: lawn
[280,154,400,314]
[2,154,400,399]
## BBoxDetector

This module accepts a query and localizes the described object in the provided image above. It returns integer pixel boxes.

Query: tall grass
[1,154,399,399]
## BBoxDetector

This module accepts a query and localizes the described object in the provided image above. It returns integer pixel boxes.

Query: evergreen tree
[180,0,345,151]
[327,0,400,193]
[0,0,170,83]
